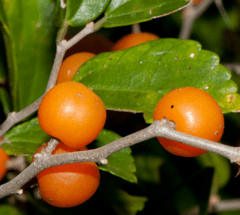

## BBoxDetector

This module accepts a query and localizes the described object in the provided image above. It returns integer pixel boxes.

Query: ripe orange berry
[0,137,9,181]
[111,32,160,51]
[64,34,113,58]
[193,0,203,4]
[153,87,224,157]
[56,52,95,84]
[33,142,100,208]
[38,81,106,149]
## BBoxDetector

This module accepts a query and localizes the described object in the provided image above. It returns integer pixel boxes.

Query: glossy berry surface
[56,52,95,84]
[111,32,160,51]
[0,137,9,181]
[193,0,203,4]
[153,87,224,157]
[34,142,100,208]
[38,81,106,149]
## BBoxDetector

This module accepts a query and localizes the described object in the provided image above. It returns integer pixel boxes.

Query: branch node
[8,111,17,120]
[100,158,108,165]
[16,189,23,195]
[86,22,95,28]
[45,139,59,155]
[160,117,176,129]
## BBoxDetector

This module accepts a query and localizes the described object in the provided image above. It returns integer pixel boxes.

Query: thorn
[87,22,94,28]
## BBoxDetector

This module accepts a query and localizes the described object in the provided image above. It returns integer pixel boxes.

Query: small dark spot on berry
[171,105,174,108]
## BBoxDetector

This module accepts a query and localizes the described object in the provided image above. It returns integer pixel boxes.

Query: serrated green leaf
[1,0,57,111]
[94,129,137,183]
[0,205,26,215]
[195,152,231,194]
[104,0,190,27]
[73,39,238,123]
[3,118,50,155]
[112,189,148,215]
[66,0,110,26]
[231,71,240,88]
[0,87,12,117]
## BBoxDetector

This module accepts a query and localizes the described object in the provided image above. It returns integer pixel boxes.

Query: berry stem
[131,23,141,34]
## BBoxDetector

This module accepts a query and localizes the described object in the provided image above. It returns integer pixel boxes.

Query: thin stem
[0,118,239,199]
[223,63,240,74]
[0,96,43,136]
[0,17,107,136]
[179,0,214,39]
[56,20,69,42]
[45,20,99,91]
[214,0,232,29]
[131,23,141,34]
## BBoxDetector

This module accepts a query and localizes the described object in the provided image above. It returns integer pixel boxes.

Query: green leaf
[0,0,8,27]
[195,152,231,193]
[1,0,57,111]
[73,39,238,123]
[134,154,163,184]
[0,87,13,117]
[53,0,67,27]
[66,0,110,26]
[94,129,137,183]
[0,34,7,84]
[3,118,50,155]
[111,189,148,215]
[0,205,26,215]
[0,54,7,84]
[104,0,190,27]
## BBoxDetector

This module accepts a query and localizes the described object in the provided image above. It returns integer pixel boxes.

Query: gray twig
[0,118,239,199]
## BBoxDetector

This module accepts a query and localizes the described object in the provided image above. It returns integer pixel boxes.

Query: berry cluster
[33,32,225,208]
[34,32,160,208]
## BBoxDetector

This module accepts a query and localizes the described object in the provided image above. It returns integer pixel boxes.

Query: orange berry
[193,0,203,4]
[111,32,160,51]
[33,142,100,208]
[0,137,9,181]
[56,52,95,84]
[64,34,113,58]
[38,81,106,149]
[153,87,224,157]
[107,32,159,127]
